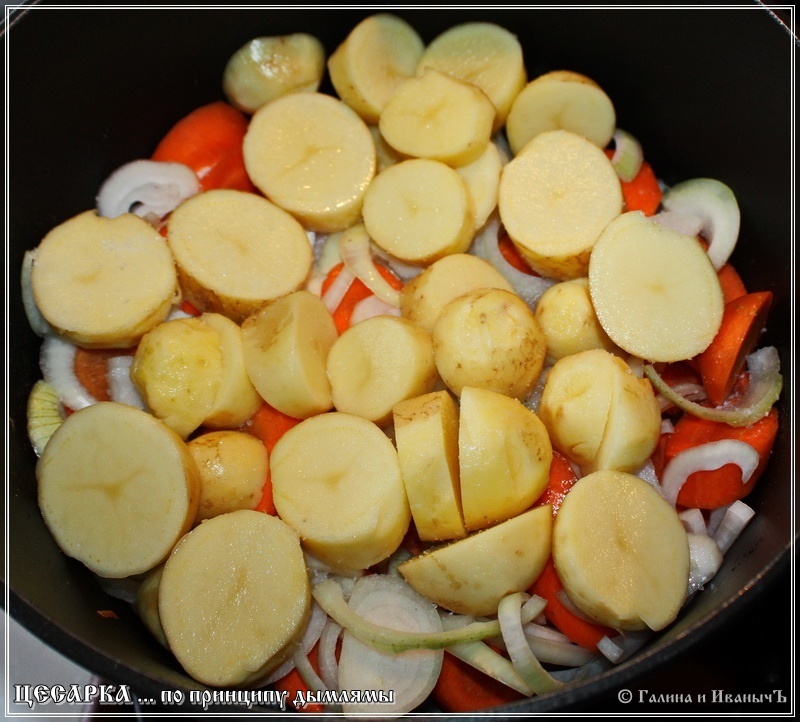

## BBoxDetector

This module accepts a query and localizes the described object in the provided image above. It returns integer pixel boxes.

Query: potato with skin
[432,287,547,399]
[241,291,338,419]
[327,315,438,427]
[539,348,661,473]
[270,412,410,571]
[459,386,552,531]
[393,390,466,542]
[401,253,514,334]
[187,430,268,522]
[534,277,618,363]
[159,510,310,687]
[399,505,552,616]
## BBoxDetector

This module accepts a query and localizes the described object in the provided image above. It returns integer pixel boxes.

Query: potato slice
[223,33,326,114]
[393,390,466,542]
[159,510,310,686]
[166,189,313,323]
[241,290,338,419]
[328,13,424,124]
[270,412,410,571]
[417,21,527,132]
[29,210,177,348]
[588,211,725,362]
[553,470,689,631]
[131,316,224,439]
[187,430,268,521]
[432,287,546,399]
[243,92,376,232]
[362,158,474,265]
[36,402,200,578]
[455,140,504,229]
[327,315,438,426]
[400,253,514,334]
[506,70,616,155]
[498,129,623,280]
[379,68,495,167]
[399,505,552,616]
[458,386,552,531]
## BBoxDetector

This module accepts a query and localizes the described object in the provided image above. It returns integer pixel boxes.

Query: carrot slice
[73,348,135,402]
[696,291,772,405]
[660,407,779,509]
[244,402,302,515]
[271,642,326,714]
[321,262,403,334]
[536,451,578,516]
[717,263,747,304]
[604,150,662,216]
[433,650,525,713]
[529,559,614,652]
[151,101,257,193]
[498,232,535,275]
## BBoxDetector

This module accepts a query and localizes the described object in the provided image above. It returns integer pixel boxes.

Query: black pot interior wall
[5,4,794,714]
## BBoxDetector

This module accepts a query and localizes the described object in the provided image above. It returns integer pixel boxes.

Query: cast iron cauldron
[4,3,796,716]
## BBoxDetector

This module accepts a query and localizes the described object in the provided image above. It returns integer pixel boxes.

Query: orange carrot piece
[245,402,302,516]
[151,101,257,193]
[321,262,403,334]
[696,291,772,405]
[271,642,326,714]
[605,150,662,216]
[529,559,614,652]
[179,299,202,317]
[498,233,535,275]
[536,451,578,516]
[717,263,748,304]
[73,348,135,402]
[433,650,525,713]
[660,407,779,509]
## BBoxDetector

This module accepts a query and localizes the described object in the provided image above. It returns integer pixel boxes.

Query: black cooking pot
[4,3,795,717]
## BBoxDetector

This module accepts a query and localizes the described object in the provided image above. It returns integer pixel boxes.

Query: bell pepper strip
[151,101,257,193]
[529,559,614,652]
[321,261,403,334]
[432,650,525,713]
[244,402,303,515]
[271,642,326,714]
[605,149,662,216]
[658,407,779,509]
[535,451,578,516]
[696,291,773,406]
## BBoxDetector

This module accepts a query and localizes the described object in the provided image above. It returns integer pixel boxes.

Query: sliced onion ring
[320,263,356,315]
[610,129,643,183]
[644,346,782,427]
[498,592,562,695]
[687,532,723,595]
[21,250,55,337]
[471,216,555,309]
[339,225,401,307]
[713,500,756,554]
[265,601,328,685]
[40,335,98,411]
[660,439,760,507]
[96,159,200,221]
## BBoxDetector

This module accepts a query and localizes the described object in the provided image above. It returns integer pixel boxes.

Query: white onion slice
[554,589,599,624]
[321,264,356,315]
[660,177,741,270]
[661,418,675,435]
[349,294,402,326]
[96,159,200,220]
[610,129,643,183]
[445,639,533,695]
[651,209,705,237]
[337,574,442,718]
[713,500,756,554]
[660,439,760,507]
[687,532,723,594]
[40,335,98,411]
[265,601,329,685]
[339,227,401,307]
[107,355,145,409]
[498,593,561,695]
[597,629,652,665]
[21,250,55,337]
[471,216,556,309]
[678,508,708,536]
[522,624,598,668]
[633,459,662,493]
[318,619,342,693]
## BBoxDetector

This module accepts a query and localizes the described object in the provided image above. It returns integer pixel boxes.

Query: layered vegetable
[22,12,782,720]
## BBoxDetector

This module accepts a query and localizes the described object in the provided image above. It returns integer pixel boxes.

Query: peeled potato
[159,510,310,687]
[553,470,689,631]
[270,412,410,571]
[327,315,438,426]
[187,430,268,522]
[432,287,546,399]
[399,505,552,616]
[37,402,200,579]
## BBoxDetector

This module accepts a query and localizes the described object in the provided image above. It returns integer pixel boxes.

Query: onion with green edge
[339,224,402,307]
[26,379,65,456]
[660,177,740,270]
[643,346,782,427]
[610,129,643,183]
